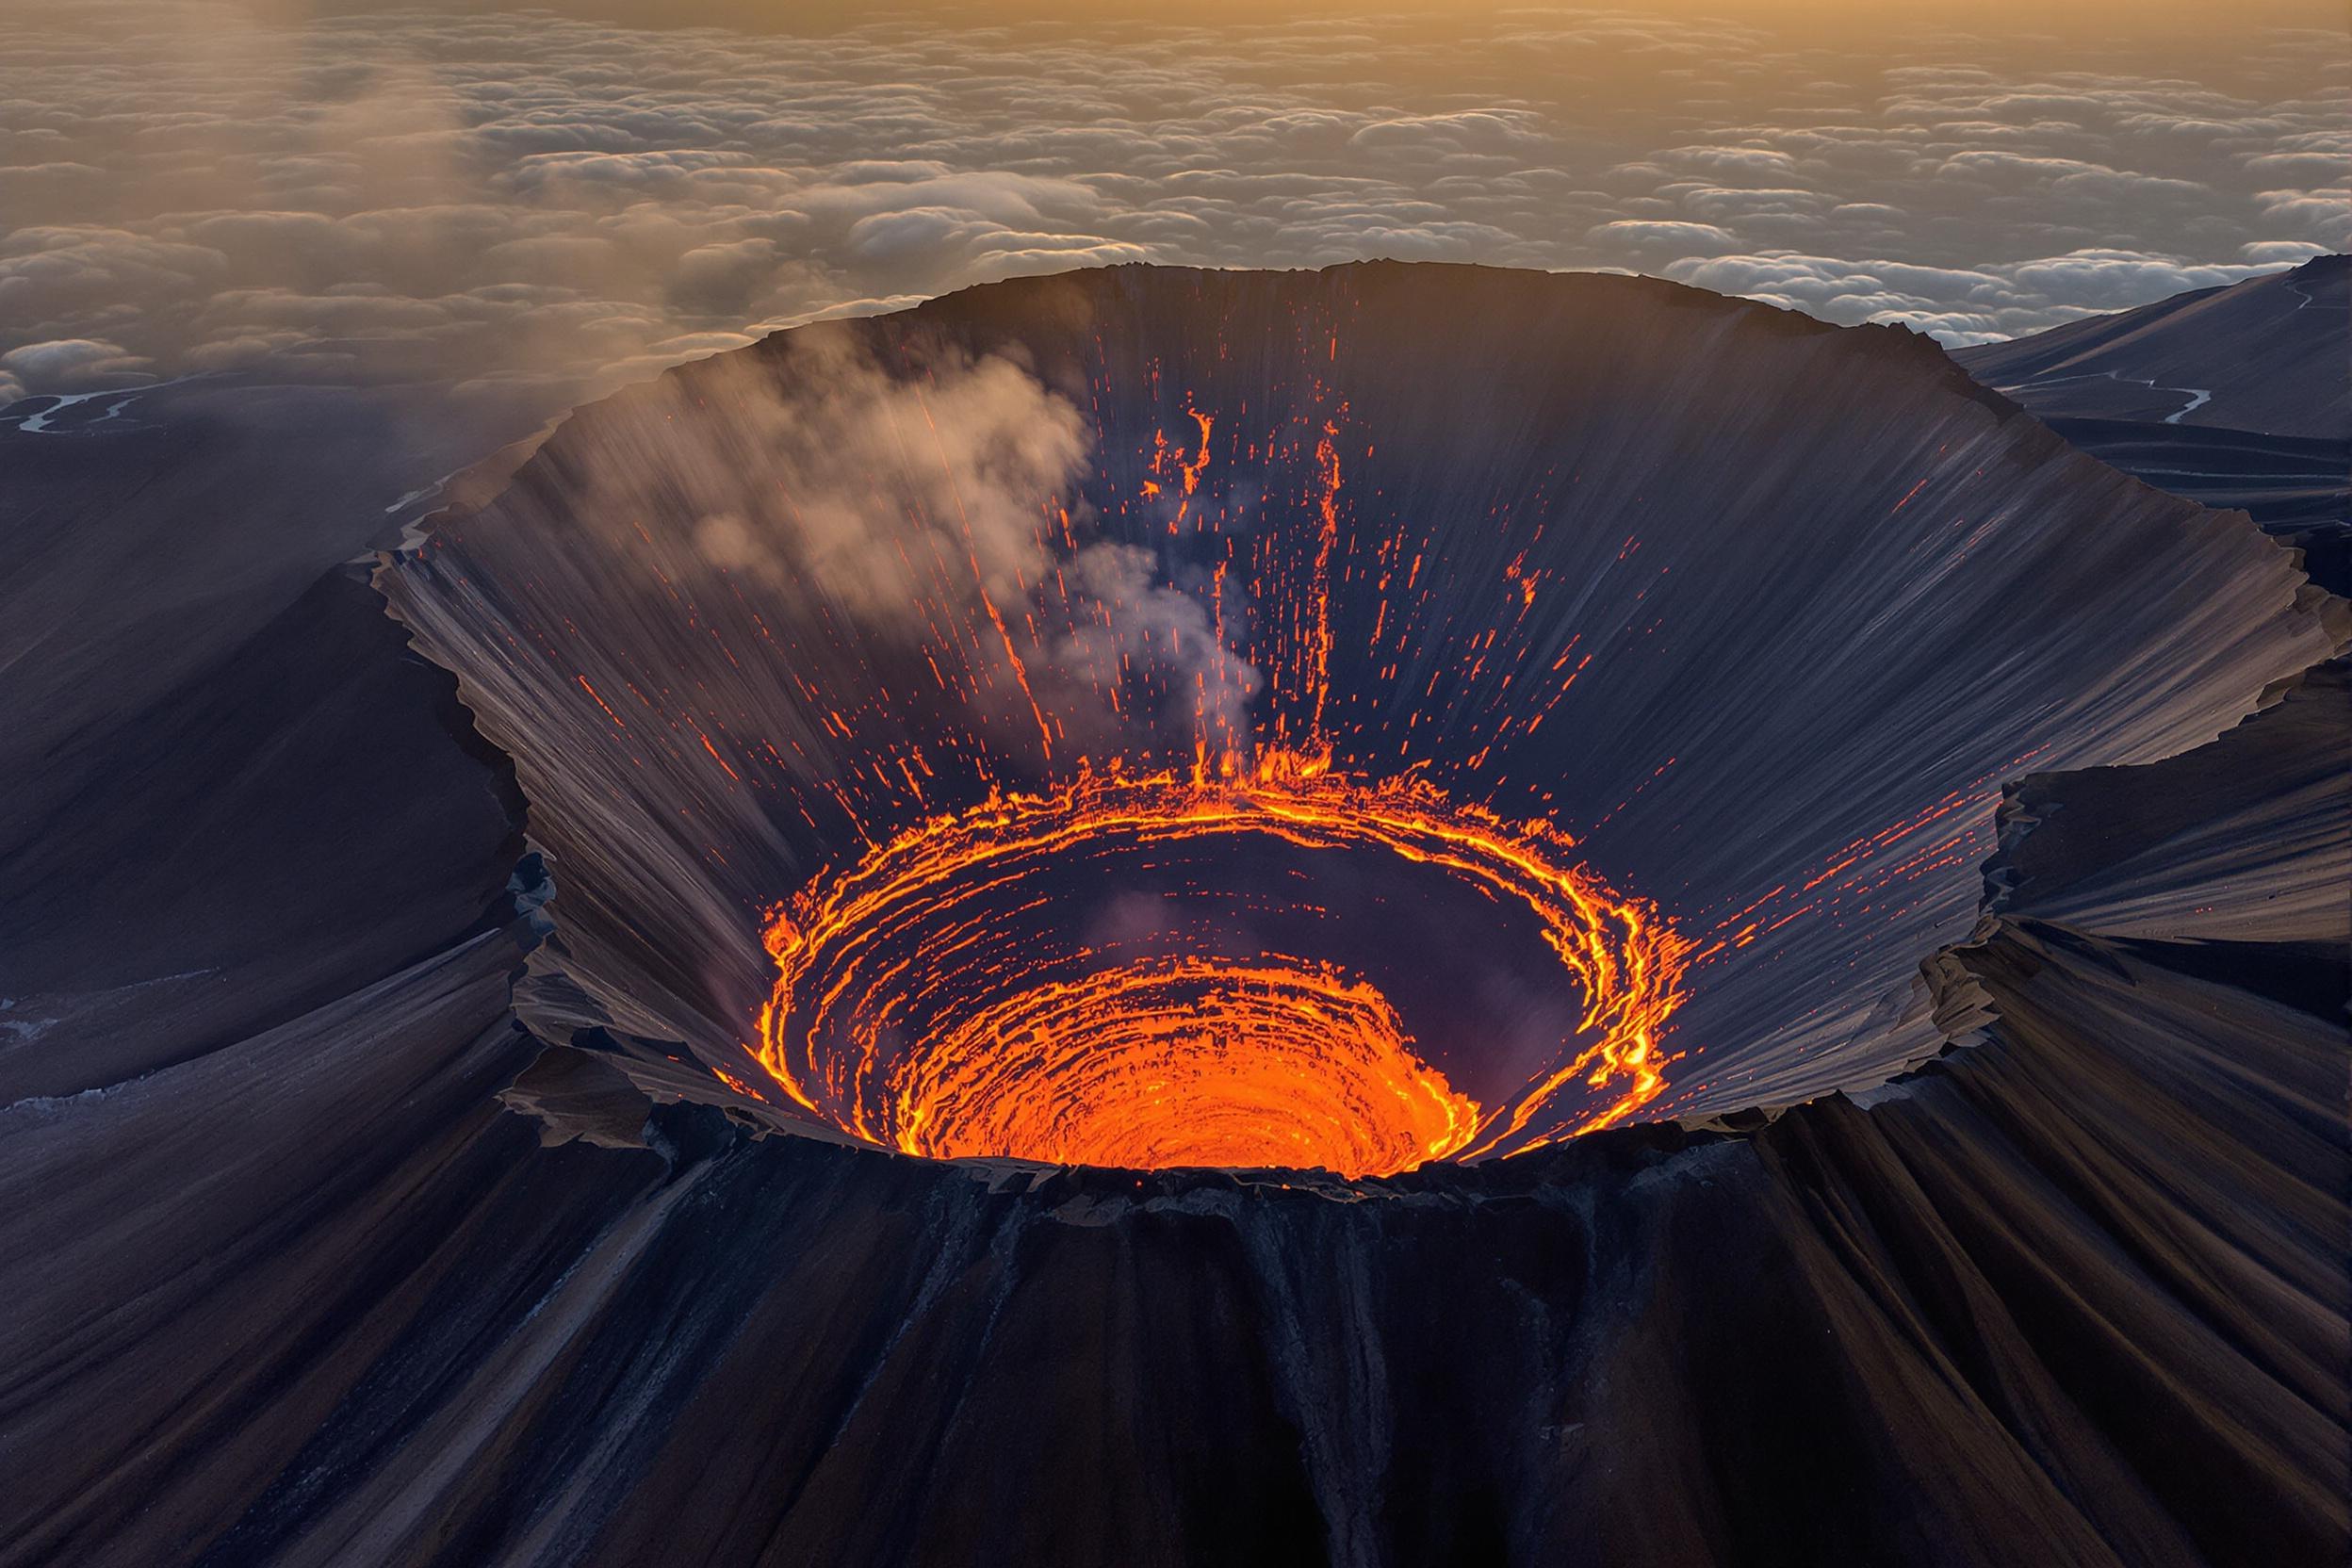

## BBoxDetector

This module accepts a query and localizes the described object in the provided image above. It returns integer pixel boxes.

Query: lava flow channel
[757,749,1695,1175]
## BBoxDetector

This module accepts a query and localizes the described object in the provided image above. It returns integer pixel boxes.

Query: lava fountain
[380,262,2335,1178]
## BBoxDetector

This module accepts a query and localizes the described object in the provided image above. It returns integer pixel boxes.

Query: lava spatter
[737,350,1693,1173]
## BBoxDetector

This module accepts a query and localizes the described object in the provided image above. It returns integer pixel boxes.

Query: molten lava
[757,748,1692,1175]
[703,358,1717,1176]
[894,954,1474,1175]
[374,265,2343,1194]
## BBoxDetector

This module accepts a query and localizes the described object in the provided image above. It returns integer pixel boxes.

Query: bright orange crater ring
[756,750,1694,1177]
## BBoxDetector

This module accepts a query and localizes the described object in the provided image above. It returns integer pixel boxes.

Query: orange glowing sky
[449,0,2346,41]
[3,0,2337,416]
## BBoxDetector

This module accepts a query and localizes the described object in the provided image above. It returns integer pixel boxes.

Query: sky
[1,0,2343,414]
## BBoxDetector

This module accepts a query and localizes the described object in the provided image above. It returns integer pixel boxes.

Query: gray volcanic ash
[0,262,2343,1568]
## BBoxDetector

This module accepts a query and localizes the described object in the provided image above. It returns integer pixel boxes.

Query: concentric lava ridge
[882,951,1472,1177]
[379,261,2338,1181]
[756,748,1690,1175]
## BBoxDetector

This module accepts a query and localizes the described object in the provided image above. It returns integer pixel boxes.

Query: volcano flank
[5,262,2344,1568]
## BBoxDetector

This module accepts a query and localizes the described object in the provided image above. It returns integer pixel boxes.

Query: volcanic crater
[382,262,2332,1179]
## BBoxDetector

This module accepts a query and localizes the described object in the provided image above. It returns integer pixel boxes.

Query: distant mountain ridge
[1955,253,2347,439]
[1957,253,2350,593]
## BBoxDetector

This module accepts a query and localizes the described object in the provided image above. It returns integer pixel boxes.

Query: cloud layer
[1,2,2342,414]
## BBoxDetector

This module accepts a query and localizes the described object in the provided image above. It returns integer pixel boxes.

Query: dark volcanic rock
[0,264,2344,1568]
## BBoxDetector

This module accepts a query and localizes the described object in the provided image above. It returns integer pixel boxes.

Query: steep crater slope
[383,261,2333,1159]
[4,263,2341,1568]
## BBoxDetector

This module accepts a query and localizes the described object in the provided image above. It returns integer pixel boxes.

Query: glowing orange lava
[757,748,1693,1175]
[893,954,1475,1176]
[742,380,1696,1175]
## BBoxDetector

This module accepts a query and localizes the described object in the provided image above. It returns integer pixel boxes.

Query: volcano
[3,262,2344,1568]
